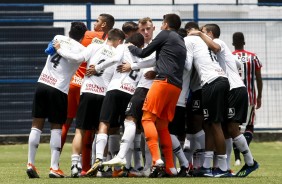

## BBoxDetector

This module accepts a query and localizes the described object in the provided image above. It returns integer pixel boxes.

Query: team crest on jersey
[228,108,235,118]
[192,100,200,109]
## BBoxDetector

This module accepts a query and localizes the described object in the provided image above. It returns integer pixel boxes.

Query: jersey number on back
[50,53,62,68]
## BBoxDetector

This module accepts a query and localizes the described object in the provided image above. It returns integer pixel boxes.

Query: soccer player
[60,13,115,175]
[232,32,263,166]
[54,28,125,178]
[101,17,157,178]
[183,22,205,172]
[128,13,187,177]
[85,33,145,177]
[185,23,230,177]
[26,22,87,178]
[191,23,259,177]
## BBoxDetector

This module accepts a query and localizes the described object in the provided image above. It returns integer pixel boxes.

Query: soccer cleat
[26,163,40,178]
[177,166,189,177]
[149,162,165,178]
[128,167,144,177]
[112,168,123,177]
[236,160,259,177]
[96,167,113,178]
[85,158,103,177]
[213,168,233,177]
[234,159,241,166]
[102,155,126,166]
[49,168,65,178]
[193,166,213,177]
[70,164,81,178]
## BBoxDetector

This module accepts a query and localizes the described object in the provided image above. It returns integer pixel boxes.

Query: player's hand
[256,97,262,109]
[144,70,157,80]
[53,40,61,50]
[116,61,131,73]
[85,65,97,76]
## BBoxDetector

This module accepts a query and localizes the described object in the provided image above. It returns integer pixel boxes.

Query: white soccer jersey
[96,44,142,95]
[213,38,245,90]
[184,35,227,86]
[38,35,85,94]
[177,57,193,107]
[80,44,115,96]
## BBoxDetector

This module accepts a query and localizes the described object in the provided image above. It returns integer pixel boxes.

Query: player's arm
[54,40,86,63]
[116,57,156,73]
[128,31,166,58]
[255,69,263,109]
[94,45,125,73]
[189,30,221,53]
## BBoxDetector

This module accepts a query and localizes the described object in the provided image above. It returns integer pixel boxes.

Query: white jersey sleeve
[38,35,84,94]
[184,36,227,86]
[213,39,245,90]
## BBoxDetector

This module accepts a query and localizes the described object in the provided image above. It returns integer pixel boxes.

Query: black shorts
[75,93,104,130]
[186,89,202,116]
[32,82,67,124]
[125,87,149,128]
[169,106,186,136]
[226,87,248,124]
[99,90,132,127]
[202,77,229,123]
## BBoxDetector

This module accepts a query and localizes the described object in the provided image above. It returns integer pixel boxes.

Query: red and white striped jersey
[232,49,262,105]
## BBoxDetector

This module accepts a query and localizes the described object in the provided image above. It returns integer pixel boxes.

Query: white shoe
[102,155,126,166]
[234,159,241,166]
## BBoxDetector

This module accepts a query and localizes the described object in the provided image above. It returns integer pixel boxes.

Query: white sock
[96,133,108,160]
[133,134,143,170]
[143,139,152,170]
[184,134,195,163]
[203,151,213,169]
[109,134,121,157]
[117,120,136,158]
[217,154,227,171]
[233,134,254,166]
[71,154,80,166]
[28,128,42,164]
[225,138,232,170]
[171,134,188,167]
[125,142,133,169]
[50,129,62,170]
[91,134,97,165]
[78,154,82,169]
[194,130,205,167]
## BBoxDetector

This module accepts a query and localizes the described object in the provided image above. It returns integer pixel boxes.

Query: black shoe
[236,160,259,177]
[177,166,189,177]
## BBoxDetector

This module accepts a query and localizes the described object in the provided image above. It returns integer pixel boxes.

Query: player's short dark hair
[107,28,125,42]
[178,28,187,38]
[233,32,245,46]
[125,33,144,48]
[184,21,199,31]
[122,21,139,35]
[204,24,221,38]
[100,13,115,30]
[69,22,87,41]
[163,13,181,31]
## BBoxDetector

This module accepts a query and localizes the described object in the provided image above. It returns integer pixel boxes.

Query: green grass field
[0,142,281,184]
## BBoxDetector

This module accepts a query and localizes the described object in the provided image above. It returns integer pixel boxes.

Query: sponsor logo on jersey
[92,37,105,44]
